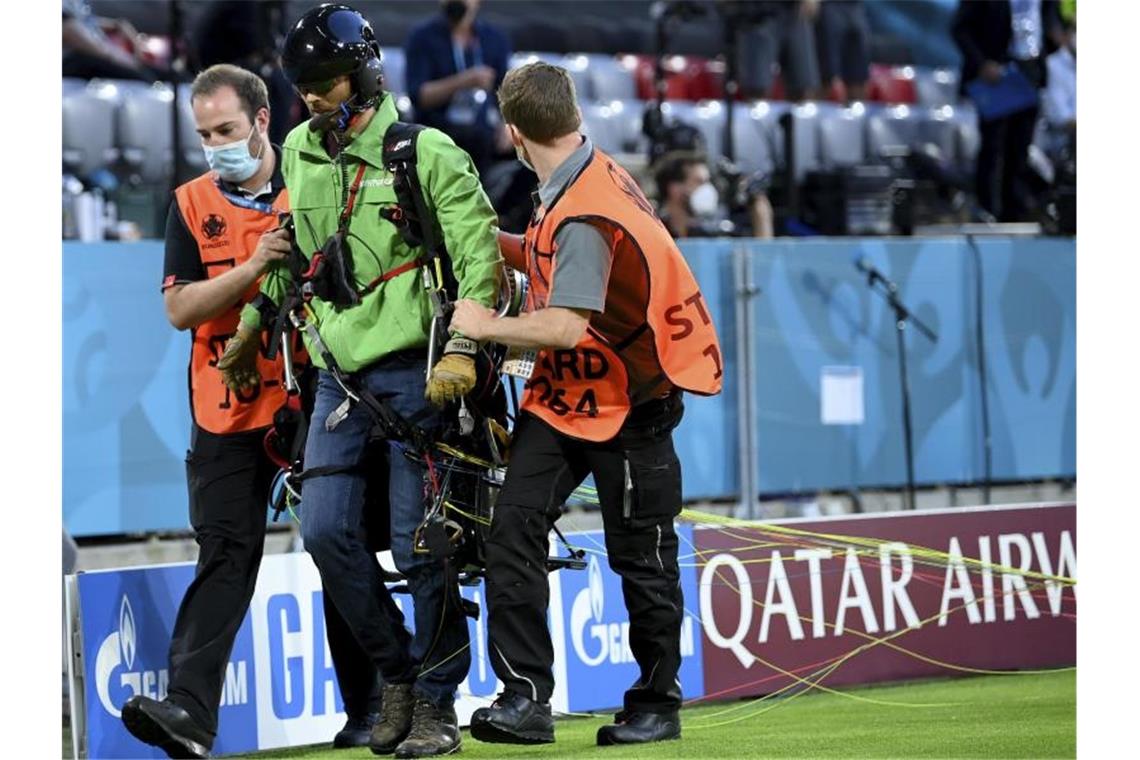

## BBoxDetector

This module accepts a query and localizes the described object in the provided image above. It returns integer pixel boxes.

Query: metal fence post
[734,244,760,520]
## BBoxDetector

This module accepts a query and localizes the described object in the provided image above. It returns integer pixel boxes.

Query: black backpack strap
[381,122,457,297]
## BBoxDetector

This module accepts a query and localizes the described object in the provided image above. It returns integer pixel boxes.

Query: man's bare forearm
[165,261,263,330]
[479,308,589,350]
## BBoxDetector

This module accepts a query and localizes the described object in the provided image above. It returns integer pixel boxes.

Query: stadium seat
[509,51,564,71]
[818,103,868,168]
[866,104,922,160]
[630,54,691,101]
[729,100,788,178]
[62,81,119,178]
[785,102,823,182]
[380,47,406,96]
[951,102,981,173]
[176,85,209,176]
[917,105,959,164]
[560,54,596,101]
[579,100,625,154]
[109,80,175,184]
[914,66,959,107]
[587,55,638,101]
[867,64,918,104]
[605,99,648,153]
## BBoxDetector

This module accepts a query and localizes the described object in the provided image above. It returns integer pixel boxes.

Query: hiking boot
[369,683,416,755]
[393,697,460,758]
[469,691,554,745]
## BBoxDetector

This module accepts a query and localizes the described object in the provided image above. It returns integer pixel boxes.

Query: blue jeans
[300,353,470,706]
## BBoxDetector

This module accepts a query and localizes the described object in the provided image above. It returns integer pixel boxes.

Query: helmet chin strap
[307,92,379,134]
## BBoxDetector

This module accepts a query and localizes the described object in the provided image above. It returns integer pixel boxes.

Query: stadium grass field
[241,669,1075,759]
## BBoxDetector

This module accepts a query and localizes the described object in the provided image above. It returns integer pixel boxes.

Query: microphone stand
[860,266,937,510]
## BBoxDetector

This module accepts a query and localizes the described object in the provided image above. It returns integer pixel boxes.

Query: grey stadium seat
[730,100,788,178]
[866,104,922,161]
[917,105,959,164]
[560,54,596,100]
[579,101,624,154]
[914,67,959,107]
[509,51,564,71]
[952,103,981,173]
[818,103,867,168]
[110,80,175,184]
[788,102,825,181]
[176,85,209,176]
[605,99,648,153]
[381,47,407,96]
[587,54,638,101]
[63,80,119,178]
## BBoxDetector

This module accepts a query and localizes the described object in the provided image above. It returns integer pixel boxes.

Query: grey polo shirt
[538,136,612,313]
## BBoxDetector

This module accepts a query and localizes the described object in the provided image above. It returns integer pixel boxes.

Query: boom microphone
[854,256,895,292]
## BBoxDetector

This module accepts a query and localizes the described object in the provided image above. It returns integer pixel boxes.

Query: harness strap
[340,163,369,225]
[360,256,426,296]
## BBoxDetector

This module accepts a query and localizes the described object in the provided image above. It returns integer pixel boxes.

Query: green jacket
[240,95,500,373]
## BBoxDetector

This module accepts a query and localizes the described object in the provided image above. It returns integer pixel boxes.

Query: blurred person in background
[815,0,870,102]
[221,5,501,757]
[1041,19,1075,161]
[192,0,304,147]
[654,151,774,239]
[62,0,158,81]
[119,64,380,759]
[736,0,823,102]
[953,0,1064,222]
[405,0,513,172]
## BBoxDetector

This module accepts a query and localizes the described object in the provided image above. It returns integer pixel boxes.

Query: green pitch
[241,670,1075,759]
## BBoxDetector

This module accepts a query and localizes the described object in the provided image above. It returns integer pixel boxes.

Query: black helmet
[281,4,384,100]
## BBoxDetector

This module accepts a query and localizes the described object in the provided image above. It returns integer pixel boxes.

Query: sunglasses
[296,77,341,97]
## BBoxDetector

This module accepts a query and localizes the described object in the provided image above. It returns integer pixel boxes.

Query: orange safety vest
[521,147,723,442]
[173,173,296,435]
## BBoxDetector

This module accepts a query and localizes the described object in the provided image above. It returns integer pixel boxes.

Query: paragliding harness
[259,121,585,620]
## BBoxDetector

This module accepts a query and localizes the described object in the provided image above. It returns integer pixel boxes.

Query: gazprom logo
[95,594,167,718]
[92,594,249,718]
[588,555,604,624]
[119,596,136,670]
[569,554,695,668]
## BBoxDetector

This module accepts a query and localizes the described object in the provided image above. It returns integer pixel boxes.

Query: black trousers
[166,425,381,737]
[485,394,686,714]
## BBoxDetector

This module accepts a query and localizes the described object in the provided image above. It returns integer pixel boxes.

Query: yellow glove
[217,322,262,392]
[426,337,478,406]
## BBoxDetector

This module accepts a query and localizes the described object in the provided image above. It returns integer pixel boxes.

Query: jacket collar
[292,94,401,168]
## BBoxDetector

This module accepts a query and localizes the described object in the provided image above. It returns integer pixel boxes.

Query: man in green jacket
[218,6,499,758]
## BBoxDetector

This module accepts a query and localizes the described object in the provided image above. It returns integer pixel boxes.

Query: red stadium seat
[866,64,918,105]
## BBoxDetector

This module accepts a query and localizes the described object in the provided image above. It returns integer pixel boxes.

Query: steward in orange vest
[451,62,722,749]
[171,172,294,434]
[124,65,379,759]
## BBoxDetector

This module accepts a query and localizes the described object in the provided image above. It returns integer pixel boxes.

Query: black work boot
[121,695,213,759]
[596,710,681,746]
[394,696,461,758]
[334,711,380,748]
[469,691,554,745]
[369,683,416,755]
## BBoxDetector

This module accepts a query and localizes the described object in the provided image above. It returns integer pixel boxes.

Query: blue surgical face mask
[203,124,264,183]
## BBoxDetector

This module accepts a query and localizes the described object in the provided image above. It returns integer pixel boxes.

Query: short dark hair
[497,62,581,143]
[654,151,706,199]
[190,63,269,123]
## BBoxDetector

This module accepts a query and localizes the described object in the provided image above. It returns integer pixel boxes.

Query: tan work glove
[217,322,262,392]
[426,337,478,406]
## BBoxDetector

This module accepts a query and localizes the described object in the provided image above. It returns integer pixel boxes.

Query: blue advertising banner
[553,525,705,712]
[64,237,1075,536]
[78,566,258,758]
